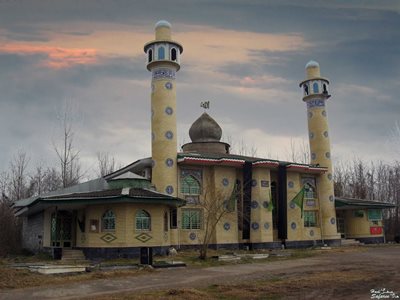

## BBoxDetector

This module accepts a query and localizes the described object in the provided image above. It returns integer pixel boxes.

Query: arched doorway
[51,211,73,248]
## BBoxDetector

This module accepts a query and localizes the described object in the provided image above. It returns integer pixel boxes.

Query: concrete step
[62,249,86,261]
[341,239,362,246]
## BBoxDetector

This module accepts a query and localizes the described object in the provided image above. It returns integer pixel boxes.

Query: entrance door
[336,210,345,238]
[51,211,73,248]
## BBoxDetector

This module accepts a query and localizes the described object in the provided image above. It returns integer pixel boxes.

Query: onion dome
[189,112,222,142]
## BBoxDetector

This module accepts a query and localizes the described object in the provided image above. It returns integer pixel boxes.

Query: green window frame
[102,210,115,232]
[181,175,201,195]
[304,211,318,227]
[368,209,382,221]
[181,209,202,230]
[136,210,151,231]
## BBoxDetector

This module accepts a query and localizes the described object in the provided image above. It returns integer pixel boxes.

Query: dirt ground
[1,245,399,300]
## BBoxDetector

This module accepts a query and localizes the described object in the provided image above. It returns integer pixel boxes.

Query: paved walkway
[1,246,399,299]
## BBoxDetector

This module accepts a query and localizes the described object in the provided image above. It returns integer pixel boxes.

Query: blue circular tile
[165,185,174,195]
[322,110,327,117]
[329,195,334,202]
[189,232,196,240]
[165,82,173,90]
[165,131,173,140]
[222,178,229,186]
[288,181,294,188]
[262,201,269,209]
[323,131,329,138]
[290,201,296,209]
[309,132,314,139]
[325,152,331,159]
[165,158,174,167]
[291,222,296,230]
[308,111,313,118]
[223,223,230,231]
[327,173,332,180]
[251,222,259,230]
[251,201,259,209]
[330,217,336,224]
[311,153,316,160]
[165,106,173,115]
[251,179,257,187]
[264,222,270,230]
[310,230,314,236]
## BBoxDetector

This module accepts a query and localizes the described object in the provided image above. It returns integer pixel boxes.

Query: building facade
[15,21,394,259]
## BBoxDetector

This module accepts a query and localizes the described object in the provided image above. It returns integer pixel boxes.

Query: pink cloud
[0,44,98,69]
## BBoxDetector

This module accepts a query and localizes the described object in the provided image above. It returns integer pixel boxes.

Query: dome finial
[189,112,222,143]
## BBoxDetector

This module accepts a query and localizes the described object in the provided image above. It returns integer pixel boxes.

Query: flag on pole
[291,186,305,218]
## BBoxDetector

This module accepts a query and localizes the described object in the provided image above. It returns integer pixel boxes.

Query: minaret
[299,61,339,242]
[144,20,183,196]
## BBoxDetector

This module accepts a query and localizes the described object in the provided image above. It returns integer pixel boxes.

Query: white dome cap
[305,60,320,69]
[155,20,171,29]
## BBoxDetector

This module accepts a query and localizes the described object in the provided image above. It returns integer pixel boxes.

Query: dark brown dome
[189,112,222,142]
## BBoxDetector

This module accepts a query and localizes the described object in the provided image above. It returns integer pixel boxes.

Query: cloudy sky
[0,0,399,178]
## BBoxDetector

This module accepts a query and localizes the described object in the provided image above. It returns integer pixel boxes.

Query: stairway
[61,249,87,262]
[341,239,362,246]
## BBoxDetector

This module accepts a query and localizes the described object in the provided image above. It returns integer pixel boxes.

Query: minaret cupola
[300,60,330,100]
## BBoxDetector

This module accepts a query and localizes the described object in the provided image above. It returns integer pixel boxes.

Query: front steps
[341,239,363,246]
[61,249,88,262]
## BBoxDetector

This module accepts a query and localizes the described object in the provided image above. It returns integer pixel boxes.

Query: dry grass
[0,267,151,290]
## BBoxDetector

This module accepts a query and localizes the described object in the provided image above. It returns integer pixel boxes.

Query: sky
[0,0,399,179]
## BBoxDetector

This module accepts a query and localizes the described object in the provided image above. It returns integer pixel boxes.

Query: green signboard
[368,209,382,221]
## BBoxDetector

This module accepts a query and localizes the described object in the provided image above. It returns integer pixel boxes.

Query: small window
[164,211,168,232]
[102,210,115,232]
[304,211,318,227]
[313,82,319,93]
[136,210,151,230]
[304,84,309,95]
[323,83,327,94]
[182,209,202,229]
[181,175,201,195]
[158,46,165,60]
[148,49,153,63]
[171,48,177,61]
[170,208,177,229]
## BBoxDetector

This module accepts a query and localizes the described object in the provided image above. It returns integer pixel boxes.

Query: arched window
[148,49,153,63]
[102,210,115,231]
[136,210,151,230]
[304,84,309,95]
[313,82,319,94]
[323,84,327,94]
[163,211,168,232]
[304,183,316,199]
[158,46,165,60]
[171,48,177,61]
[181,175,201,194]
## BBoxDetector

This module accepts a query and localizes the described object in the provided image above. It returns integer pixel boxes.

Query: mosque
[14,21,394,259]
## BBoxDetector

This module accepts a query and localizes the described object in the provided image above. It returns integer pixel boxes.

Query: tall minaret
[144,20,183,196]
[299,61,339,242]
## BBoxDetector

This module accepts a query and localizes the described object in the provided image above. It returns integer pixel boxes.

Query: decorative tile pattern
[251,201,259,209]
[165,185,174,195]
[310,230,314,237]
[329,195,334,202]
[288,181,294,188]
[165,82,173,89]
[101,233,117,243]
[152,68,176,80]
[151,83,155,93]
[291,222,297,230]
[309,132,314,139]
[251,222,259,230]
[135,233,152,243]
[308,111,313,118]
[325,152,331,159]
[311,153,316,160]
[330,217,336,225]
[222,178,229,186]
[223,223,231,231]
[307,99,325,109]
[165,106,173,115]
[290,201,296,209]
[327,173,333,181]
[261,180,269,187]
[165,158,174,167]
[251,179,257,187]
[264,222,270,230]
[165,130,173,140]
[322,110,327,117]
[262,201,270,209]
[323,131,329,138]
[306,199,316,207]
[185,195,199,205]
[189,232,196,240]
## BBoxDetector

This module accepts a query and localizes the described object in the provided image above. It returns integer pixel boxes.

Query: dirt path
[1,245,399,300]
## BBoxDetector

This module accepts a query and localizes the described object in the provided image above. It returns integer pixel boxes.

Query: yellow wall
[344,209,383,238]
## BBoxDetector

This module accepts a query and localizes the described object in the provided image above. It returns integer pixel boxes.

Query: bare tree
[9,151,30,202]
[97,151,116,177]
[53,102,82,188]
[286,138,310,164]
